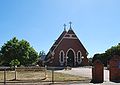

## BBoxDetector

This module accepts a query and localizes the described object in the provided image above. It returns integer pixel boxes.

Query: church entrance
[67,49,74,67]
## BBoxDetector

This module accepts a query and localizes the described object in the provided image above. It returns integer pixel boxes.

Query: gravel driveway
[56,67,119,85]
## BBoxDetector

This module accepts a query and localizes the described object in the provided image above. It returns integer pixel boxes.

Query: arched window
[77,51,82,64]
[59,50,64,63]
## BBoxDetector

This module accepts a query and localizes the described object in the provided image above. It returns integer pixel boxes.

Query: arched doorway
[67,49,75,67]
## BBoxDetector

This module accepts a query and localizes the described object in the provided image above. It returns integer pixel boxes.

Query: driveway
[56,67,92,79]
[56,67,119,85]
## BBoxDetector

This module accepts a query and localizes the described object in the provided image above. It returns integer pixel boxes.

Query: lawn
[0,70,88,83]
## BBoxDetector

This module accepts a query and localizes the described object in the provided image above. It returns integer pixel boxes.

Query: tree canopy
[92,43,120,66]
[39,50,46,57]
[10,59,20,67]
[0,37,38,66]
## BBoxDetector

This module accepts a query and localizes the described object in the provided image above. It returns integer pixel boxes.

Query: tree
[92,53,101,63]
[92,43,120,66]
[88,57,93,66]
[10,59,20,67]
[0,50,3,65]
[26,47,38,65]
[36,51,46,66]
[39,50,46,57]
[0,37,19,66]
[105,44,120,58]
[17,39,31,65]
[10,59,20,80]
[0,37,38,66]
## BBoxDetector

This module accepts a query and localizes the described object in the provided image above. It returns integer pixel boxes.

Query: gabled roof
[45,28,88,61]
[50,30,67,52]
[45,30,67,60]
[67,29,88,53]
[67,28,75,34]
[53,31,66,47]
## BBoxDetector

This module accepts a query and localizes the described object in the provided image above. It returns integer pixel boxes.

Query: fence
[0,66,87,85]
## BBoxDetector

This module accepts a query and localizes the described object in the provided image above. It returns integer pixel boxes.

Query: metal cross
[63,24,66,29]
[63,24,66,31]
[69,21,72,28]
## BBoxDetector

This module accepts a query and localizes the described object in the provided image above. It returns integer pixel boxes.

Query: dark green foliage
[92,54,101,63]
[10,59,20,67]
[105,44,120,58]
[0,37,38,66]
[92,43,120,66]
[39,50,46,57]
[88,57,93,66]
[0,50,3,65]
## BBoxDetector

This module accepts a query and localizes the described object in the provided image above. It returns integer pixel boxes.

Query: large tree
[92,43,120,66]
[0,37,38,66]
[105,44,120,58]
[39,50,46,57]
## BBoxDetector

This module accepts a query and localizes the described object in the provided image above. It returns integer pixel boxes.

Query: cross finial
[69,21,72,29]
[63,24,66,31]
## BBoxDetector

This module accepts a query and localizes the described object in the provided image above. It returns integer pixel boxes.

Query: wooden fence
[0,66,72,85]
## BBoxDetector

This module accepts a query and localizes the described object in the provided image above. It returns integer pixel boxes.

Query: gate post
[52,69,54,84]
[109,55,120,82]
[44,65,47,79]
[92,60,104,83]
[4,68,6,85]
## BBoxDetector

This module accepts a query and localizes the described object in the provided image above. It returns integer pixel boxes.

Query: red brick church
[44,23,89,67]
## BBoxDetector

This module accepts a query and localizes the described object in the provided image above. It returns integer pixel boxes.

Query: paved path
[56,67,119,85]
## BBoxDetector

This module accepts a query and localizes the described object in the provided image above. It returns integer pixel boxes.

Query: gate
[92,60,104,83]
[109,55,120,82]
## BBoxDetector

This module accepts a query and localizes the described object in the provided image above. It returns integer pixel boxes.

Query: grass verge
[0,70,89,84]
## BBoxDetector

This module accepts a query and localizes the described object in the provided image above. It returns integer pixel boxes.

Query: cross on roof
[63,24,66,31]
[69,21,72,29]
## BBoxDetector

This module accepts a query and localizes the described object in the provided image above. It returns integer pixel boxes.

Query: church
[44,22,89,67]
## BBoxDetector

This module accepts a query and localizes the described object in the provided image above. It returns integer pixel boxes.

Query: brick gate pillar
[109,55,120,82]
[92,60,104,83]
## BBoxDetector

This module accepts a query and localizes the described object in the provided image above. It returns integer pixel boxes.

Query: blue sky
[0,0,120,57]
